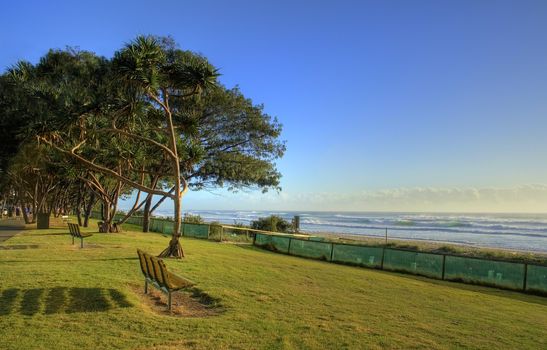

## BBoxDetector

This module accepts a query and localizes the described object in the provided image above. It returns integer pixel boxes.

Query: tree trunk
[100,201,113,233]
[158,101,185,259]
[159,194,184,258]
[83,192,95,228]
[76,206,82,226]
[21,203,31,224]
[142,195,152,232]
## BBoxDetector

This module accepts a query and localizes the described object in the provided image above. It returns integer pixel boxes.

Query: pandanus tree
[111,36,219,257]
[1,36,285,259]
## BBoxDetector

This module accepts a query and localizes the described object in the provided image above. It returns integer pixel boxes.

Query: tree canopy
[0,35,285,257]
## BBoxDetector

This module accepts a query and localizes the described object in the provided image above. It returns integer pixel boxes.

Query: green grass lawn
[0,220,546,350]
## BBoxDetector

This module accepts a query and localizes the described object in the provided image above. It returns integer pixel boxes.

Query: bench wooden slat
[136,249,195,310]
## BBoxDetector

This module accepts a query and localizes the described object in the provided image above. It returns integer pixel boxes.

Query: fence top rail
[222,225,310,238]
[288,236,334,245]
[182,222,210,227]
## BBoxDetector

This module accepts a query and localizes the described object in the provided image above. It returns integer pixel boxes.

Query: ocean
[153,210,547,253]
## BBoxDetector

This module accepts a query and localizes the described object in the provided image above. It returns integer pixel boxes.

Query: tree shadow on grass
[0,289,18,315]
[0,287,133,316]
[0,257,138,264]
[0,245,40,250]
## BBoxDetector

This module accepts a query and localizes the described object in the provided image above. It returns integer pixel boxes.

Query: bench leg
[80,238,84,248]
[72,236,74,245]
[168,292,172,310]
[144,280,148,294]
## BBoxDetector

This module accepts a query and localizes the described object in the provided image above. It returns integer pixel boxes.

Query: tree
[0,36,285,259]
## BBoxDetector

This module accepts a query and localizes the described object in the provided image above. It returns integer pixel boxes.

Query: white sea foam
[145,210,547,252]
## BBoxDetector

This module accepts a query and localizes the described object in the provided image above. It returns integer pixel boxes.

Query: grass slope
[0,220,546,350]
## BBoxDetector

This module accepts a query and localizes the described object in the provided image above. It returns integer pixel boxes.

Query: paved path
[0,219,25,243]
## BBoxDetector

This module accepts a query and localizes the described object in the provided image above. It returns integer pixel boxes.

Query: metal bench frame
[68,223,92,248]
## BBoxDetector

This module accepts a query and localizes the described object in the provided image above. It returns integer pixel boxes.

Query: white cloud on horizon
[194,184,547,212]
[121,184,547,213]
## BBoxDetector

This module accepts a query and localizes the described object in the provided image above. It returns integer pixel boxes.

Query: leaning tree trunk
[83,192,95,228]
[100,201,116,233]
[159,104,185,259]
[75,203,83,227]
[142,195,152,233]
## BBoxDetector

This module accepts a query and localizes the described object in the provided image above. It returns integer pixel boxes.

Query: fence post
[381,247,385,269]
[523,263,528,291]
[207,224,210,240]
[441,254,446,280]
[329,243,335,262]
[287,237,293,255]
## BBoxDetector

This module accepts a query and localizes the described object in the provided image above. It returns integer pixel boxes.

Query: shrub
[183,213,204,224]
[251,215,292,233]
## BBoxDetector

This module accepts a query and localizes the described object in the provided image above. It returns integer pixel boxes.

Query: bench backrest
[68,223,81,238]
[150,256,167,288]
[137,249,176,290]
[137,249,150,278]
[156,259,177,290]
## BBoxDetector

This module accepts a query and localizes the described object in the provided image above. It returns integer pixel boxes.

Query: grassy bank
[0,219,546,349]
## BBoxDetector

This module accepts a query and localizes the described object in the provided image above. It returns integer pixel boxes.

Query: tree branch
[40,136,175,199]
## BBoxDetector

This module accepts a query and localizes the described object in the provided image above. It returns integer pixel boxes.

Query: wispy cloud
[206,184,547,212]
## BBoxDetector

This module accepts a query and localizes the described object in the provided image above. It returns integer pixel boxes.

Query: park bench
[68,223,93,248]
[137,249,195,310]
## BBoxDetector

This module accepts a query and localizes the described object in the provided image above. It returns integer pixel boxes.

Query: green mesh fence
[525,265,547,293]
[444,256,525,290]
[183,223,209,239]
[149,219,160,232]
[254,233,272,247]
[128,217,143,226]
[270,235,291,253]
[331,244,383,268]
[162,221,174,235]
[125,217,136,225]
[382,249,444,278]
[289,239,333,261]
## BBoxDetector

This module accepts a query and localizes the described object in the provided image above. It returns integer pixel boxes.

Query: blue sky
[2,0,547,212]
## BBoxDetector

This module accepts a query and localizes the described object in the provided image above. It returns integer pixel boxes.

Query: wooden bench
[137,249,195,310]
[68,223,93,248]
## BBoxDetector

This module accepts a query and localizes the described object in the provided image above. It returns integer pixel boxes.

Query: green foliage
[183,213,204,224]
[251,215,293,233]
[232,221,247,228]
[0,35,285,232]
